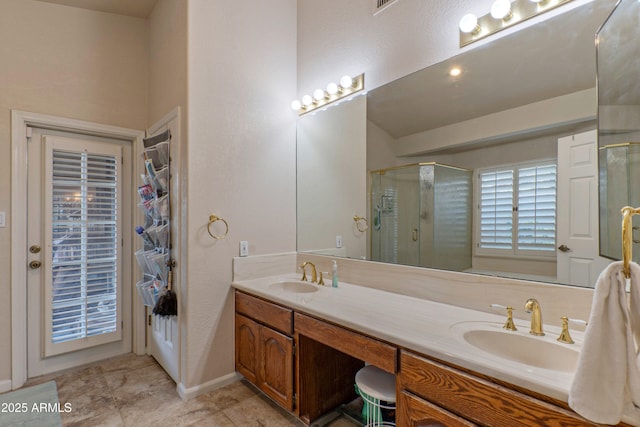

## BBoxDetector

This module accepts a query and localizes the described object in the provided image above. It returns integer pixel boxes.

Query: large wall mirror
[297,0,620,288]
[597,0,640,263]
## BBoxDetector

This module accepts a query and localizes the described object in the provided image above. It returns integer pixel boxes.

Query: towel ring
[207,214,229,239]
[353,215,368,232]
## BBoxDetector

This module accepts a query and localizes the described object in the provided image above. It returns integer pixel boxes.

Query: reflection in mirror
[296,96,367,259]
[597,0,640,263]
[370,163,472,271]
[296,0,619,288]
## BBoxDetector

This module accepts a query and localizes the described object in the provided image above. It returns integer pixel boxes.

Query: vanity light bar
[291,74,365,116]
[459,0,573,47]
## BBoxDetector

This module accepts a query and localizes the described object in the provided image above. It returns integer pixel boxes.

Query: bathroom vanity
[232,267,633,427]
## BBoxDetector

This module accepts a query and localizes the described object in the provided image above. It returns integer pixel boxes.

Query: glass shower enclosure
[370,163,472,271]
[597,0,640,261]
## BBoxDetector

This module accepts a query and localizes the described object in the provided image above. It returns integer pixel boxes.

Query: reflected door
[557,130,611,286]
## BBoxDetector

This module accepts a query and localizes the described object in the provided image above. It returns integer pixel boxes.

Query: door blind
[50,149,119,345]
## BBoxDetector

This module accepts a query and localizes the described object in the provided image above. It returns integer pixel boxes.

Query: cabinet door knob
[29,260,42,270]
[29,245,41,254]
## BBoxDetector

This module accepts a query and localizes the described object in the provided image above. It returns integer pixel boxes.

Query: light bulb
[491,0,512,20]
[301,95,313,106]
[449,67,462,77]
[339,75,353,89]
[459,13,479,34]
[313,88,325,101]
[290,100,301,111]
[326,82,338,95]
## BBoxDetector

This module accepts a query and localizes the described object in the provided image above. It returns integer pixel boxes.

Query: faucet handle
[491,304,517,331]
[318,272,326,286]
[557,316,587,344]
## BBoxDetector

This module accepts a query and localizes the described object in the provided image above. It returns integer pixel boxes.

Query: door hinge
[293,393,297,407]
[26,127,33,139]
[148,314,152,326]
[292,342,296,356]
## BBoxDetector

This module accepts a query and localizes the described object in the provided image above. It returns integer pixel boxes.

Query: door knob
[558,244,571,252]
[29,245,41,254]
[29,260,41,270]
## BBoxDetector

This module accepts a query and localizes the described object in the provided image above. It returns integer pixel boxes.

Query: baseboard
[176,371,242,400]
[0,379,12,393]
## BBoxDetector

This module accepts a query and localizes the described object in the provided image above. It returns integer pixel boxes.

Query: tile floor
[19,353,361,427]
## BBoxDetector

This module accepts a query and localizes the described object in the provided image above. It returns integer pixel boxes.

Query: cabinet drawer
[398,390,477,427]
[235,291,293,335]
[295,313,396,373]
[399,350,595,427]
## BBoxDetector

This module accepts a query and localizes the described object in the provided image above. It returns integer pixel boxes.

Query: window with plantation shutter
[44,138,122,356]
[477,161,556,257]
[517,164,557,252]
[479,169,514,250]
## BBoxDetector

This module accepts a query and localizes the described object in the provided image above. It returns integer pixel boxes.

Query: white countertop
[232,273,582,403]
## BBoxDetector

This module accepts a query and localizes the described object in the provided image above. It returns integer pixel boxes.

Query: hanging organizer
[134,129,176,315]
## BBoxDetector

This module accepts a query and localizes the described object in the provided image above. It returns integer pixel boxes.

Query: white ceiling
[35,0,158,18]
[367,0,615,140]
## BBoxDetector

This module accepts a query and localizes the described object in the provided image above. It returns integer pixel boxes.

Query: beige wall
[0,0,148,384]
[185,0,297,389]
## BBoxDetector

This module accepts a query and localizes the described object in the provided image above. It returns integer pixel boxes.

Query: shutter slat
[50,148,119,344]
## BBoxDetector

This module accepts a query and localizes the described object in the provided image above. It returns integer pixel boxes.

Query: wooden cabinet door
[236,312,294,411]
[235,314,260,384]
[259,326,294,411]
[398,390,477,427]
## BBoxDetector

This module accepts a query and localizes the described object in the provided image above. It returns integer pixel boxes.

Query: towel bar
[621,206,640,278]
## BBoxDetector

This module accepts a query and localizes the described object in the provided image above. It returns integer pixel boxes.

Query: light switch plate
[336,235,342,248]
[239,240,249,257]
[0,212,5,227]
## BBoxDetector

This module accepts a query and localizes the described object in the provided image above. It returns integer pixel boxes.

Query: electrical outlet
[336,235,343,248]
[239,240,249,257]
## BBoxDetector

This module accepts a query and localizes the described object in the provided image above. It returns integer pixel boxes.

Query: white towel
[569,261,640,424]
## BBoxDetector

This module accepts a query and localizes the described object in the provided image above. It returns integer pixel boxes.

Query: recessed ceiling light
[450,67,462,77]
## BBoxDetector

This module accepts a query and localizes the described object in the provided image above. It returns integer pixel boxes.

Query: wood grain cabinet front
[234,292,295,411]
[397,350,620,427]
[398,390,477,427]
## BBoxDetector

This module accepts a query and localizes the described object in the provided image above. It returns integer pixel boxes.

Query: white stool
[355,365,396,427]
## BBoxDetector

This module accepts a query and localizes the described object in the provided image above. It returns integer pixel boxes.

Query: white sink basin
[269,280,319,293]
[452,322,579,372]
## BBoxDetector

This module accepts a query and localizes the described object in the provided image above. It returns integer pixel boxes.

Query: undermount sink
[269,280,319,293]
[452,322,579,372]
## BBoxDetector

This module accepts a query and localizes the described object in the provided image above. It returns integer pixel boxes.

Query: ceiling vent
[374,0,398,15]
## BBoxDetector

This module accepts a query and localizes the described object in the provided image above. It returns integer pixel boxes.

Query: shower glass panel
[597,0,640,261]
[371,165,420,265]
[599,143,640,260]
[370,163,472,271]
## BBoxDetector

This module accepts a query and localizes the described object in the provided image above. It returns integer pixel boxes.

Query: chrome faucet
[524,298,544,336]
[300,261,318,283]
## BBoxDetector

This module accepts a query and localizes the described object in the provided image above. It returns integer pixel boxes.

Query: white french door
[27,129,133,377]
